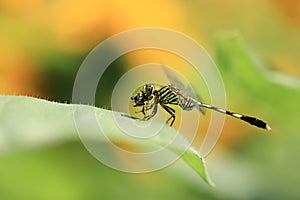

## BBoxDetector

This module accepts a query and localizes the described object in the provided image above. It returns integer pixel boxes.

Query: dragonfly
[130,67,271,130]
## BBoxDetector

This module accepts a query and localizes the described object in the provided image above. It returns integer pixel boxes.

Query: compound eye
[145,84,153,94]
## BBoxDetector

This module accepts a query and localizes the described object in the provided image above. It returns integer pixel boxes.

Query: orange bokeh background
[1,0,299,146]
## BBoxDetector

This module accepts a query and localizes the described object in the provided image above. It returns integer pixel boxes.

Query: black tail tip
[241,116,271,130]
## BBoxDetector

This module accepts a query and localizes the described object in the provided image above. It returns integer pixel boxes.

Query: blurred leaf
[210,32,300,199]
[215,32,300,135]
[0,95,214,186]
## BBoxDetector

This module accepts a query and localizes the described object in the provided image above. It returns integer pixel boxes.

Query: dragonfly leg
[135,102,155,115]
[161,104,176,126]
[135,107,146,115]
[144,104,158,120]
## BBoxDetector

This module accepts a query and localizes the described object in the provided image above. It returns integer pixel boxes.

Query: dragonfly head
[143,84,155,97]
[131,84,155,107]
[131,93,145,107]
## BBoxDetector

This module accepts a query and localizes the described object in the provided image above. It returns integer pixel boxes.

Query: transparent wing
[161,65,202,101]
[161,65,205,114]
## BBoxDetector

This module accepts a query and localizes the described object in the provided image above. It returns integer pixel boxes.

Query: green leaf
[215,33,300,135]
[0,95,214,186]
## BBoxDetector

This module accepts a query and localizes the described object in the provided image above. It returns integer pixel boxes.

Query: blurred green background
[1,0,300,199]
